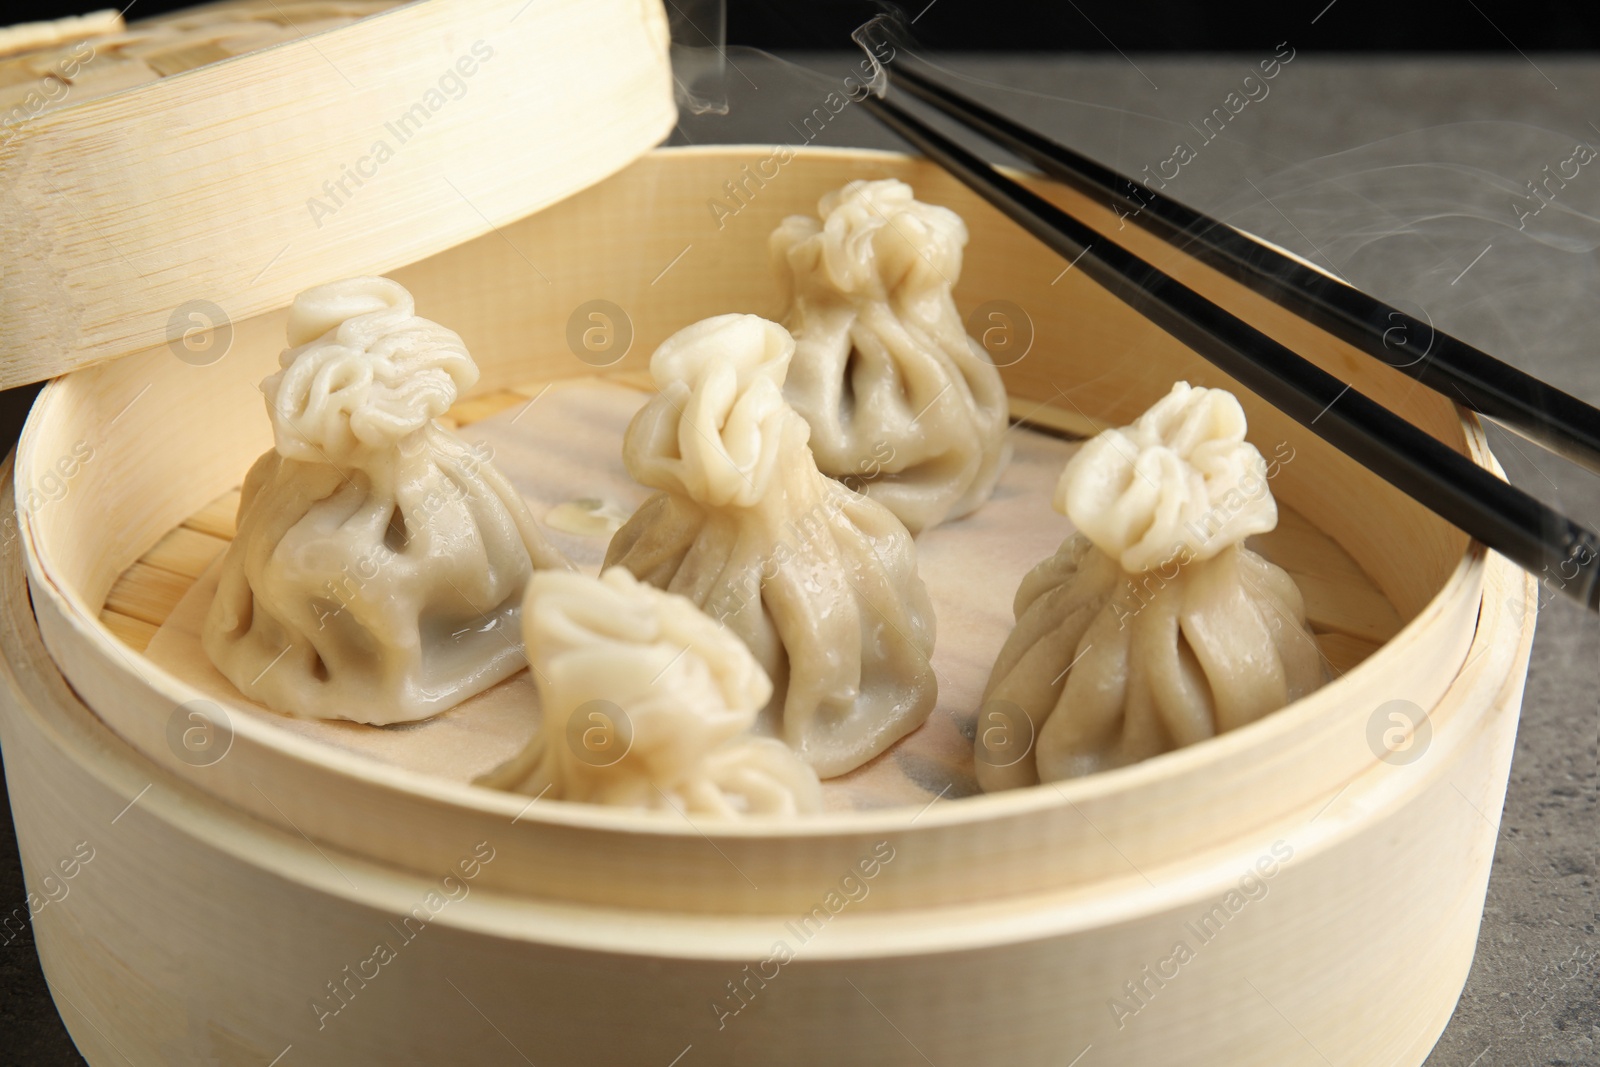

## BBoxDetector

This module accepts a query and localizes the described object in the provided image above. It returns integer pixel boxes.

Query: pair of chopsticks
[855,28,1600,613]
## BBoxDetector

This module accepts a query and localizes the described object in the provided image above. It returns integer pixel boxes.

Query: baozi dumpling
[771,179,1011,534]
[604,313,938,778]
[976,382,1324,790]
[477,567,822,817]
[204,276,570,725]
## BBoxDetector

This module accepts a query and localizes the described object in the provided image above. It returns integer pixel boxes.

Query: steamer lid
[0,0,677,389]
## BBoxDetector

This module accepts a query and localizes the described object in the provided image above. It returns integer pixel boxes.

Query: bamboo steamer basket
[0,0,676,387]
[0,19,1536,1060]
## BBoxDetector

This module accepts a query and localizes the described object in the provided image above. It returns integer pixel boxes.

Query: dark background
[4,0,1600,1064]
[10,0,1600,50]
[738,0,1600,51]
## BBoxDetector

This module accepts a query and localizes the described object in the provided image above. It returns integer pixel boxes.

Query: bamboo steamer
[3,138,1536,1065]
[0,0,676,387]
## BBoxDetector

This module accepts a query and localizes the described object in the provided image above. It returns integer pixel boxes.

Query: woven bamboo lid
[0,0,676,388]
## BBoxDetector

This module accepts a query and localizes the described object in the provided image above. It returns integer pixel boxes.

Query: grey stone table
[3,53,1596,1066]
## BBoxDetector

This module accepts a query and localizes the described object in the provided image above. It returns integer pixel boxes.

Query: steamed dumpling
[771,179,1011,534]
[1062,382,1280,572]
[204,276,570,725]
[976,382,1324,789]
[477,567,822,817]
[604,313,938,778]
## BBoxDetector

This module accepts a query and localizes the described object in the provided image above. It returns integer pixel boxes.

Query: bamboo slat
[137,525,229,580]
[182,488,242,541]
[96,607,157,650]
[101,563,193,628]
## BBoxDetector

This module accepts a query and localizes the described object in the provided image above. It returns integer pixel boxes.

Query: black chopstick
[859,91,1600,612]
[884,57,1600,477]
